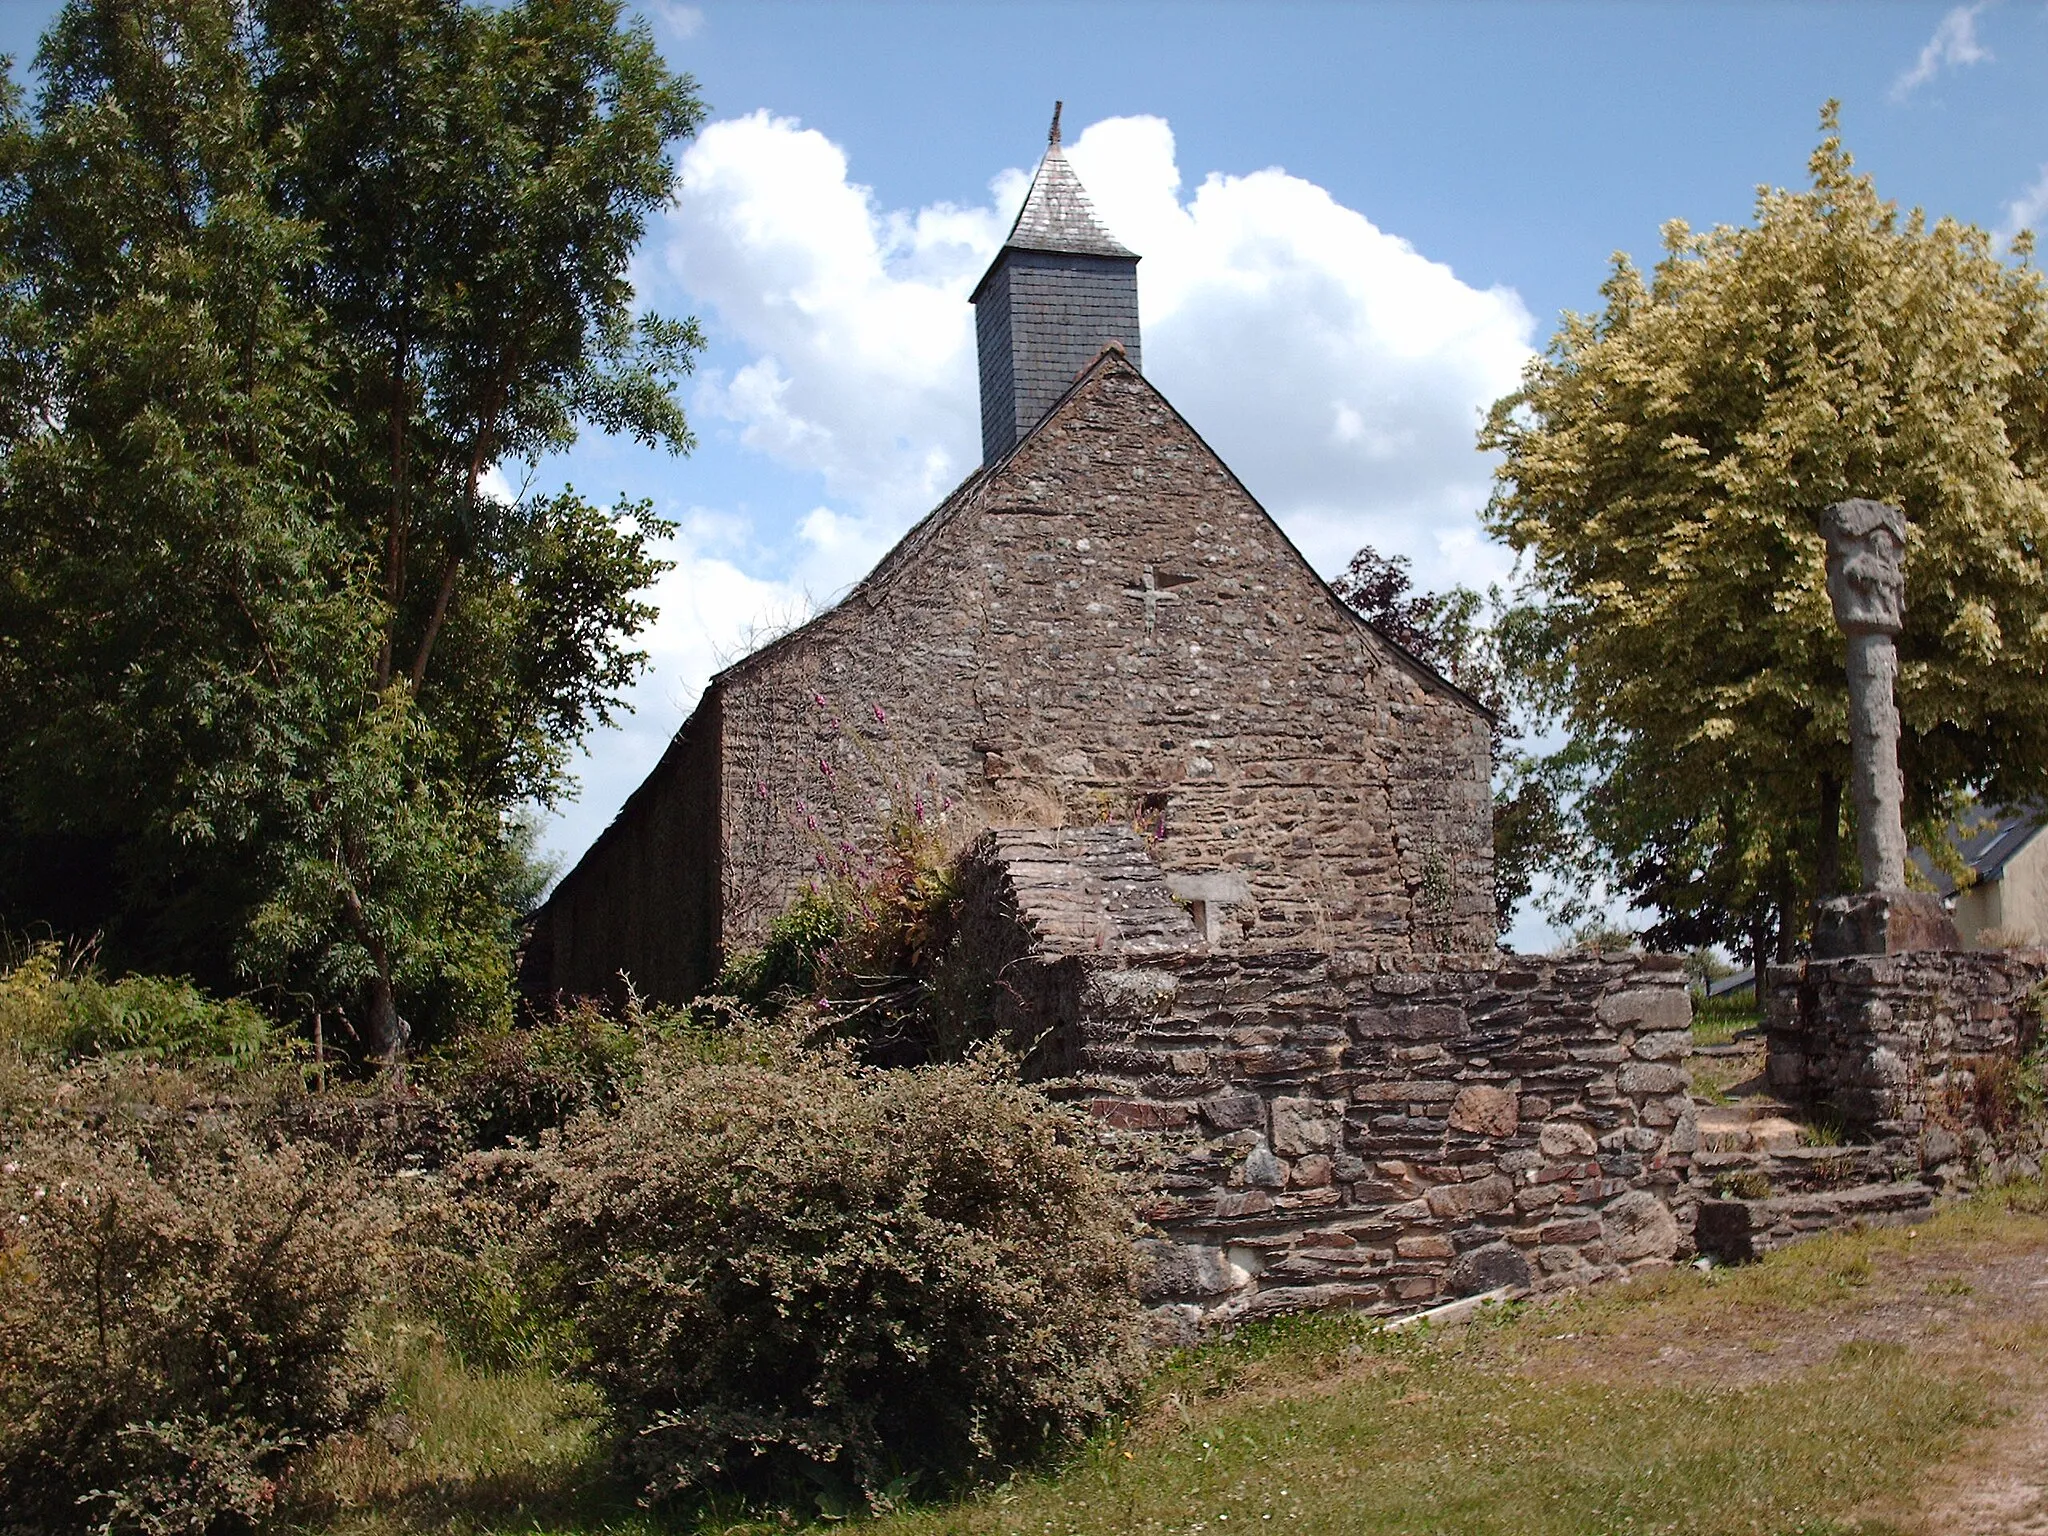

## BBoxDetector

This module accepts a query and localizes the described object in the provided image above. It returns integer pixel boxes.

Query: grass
[1687,1047,1762,1106]
[288,1182,2048,1536]
[1691,990,1760,1048]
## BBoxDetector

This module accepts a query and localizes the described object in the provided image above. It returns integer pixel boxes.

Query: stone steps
[1695,1179,1938,1263]
[1694,1142,1896,1195]
[1694,1098,1808,1154]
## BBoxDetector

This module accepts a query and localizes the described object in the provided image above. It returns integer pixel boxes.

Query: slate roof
[1000,139,1136,260]
[1915,803,2047,896]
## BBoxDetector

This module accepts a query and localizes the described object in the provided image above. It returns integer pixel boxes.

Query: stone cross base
[1812,890,1959,959]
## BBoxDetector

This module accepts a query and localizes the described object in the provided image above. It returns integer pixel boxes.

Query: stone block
[1242,1143,1286,1188]
[1291,1154,1334,1188]
[1447,1085,1520,1138]
[1539,1216,1602,1244]
[1538,1121,1598,1158]
[1199,1093,1264,1133]
[1812,890,1960,958]
[1596,987,1691,1030]
[1425,1173,1515,1219]
[1138,1239,1251,1300]
[1211,1190,1274,1218]
[1272,1095,1343,1155]
[1617,1062,1686,1097]
[1600,1190,1680,1262]
[1446,1241,1532,1296]
[1632,1031,1692,1061]
[1395,1234,1455,1259]
[1088,1098,1192,1130]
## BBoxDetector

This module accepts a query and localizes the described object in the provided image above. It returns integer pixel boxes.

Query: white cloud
[661,109,1534,599]
[1891,3,1993,101]
[1062,116,1533,585]
[643,2,703,42]
[1998,164,2048,250]
[663,111,999,596]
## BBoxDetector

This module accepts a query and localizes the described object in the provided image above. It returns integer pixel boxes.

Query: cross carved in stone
[1123,566,1180,631]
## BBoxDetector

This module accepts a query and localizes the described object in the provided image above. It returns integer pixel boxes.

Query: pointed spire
[998,103,1135,260]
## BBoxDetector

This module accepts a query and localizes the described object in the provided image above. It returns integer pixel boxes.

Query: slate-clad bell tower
[970,104,1142,465]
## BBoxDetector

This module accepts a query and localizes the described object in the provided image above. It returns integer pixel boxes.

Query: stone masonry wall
[1084,950,1698,1330]
[714,353,1496,972]
[1765,949,2048,1187]
[947,826,1698,1329]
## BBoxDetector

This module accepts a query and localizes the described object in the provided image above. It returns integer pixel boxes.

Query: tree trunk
[1750,910,1770,995]
[1816,771,1843,899]
[365,972,409,1072]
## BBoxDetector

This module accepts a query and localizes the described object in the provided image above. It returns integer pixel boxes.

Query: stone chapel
[521,109,1497,1006]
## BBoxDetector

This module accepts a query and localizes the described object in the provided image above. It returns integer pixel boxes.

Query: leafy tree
[0,0,703,1060]
[1481,105,2048,971]
[1333,546,1569,932]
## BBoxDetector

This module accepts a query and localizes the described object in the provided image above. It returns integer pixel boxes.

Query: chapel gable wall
[717,356,1495,957]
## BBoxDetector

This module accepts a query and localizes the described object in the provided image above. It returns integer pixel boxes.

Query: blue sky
[4,1,2043,947]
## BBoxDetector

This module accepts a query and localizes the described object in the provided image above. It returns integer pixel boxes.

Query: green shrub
[715,888,846,1008]
[522,1031,1144,1516]
[403,1151,563,1373]
[430,999,649,1149]
[0,1125,388,1534]
[0,943,270,1068]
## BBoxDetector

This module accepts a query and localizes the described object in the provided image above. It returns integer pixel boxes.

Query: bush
[523,1031,1143,1515]
[430,999,650,1149]
[0,1125,388,1534]
[715,887,846,1009]
[0,942,271,1068]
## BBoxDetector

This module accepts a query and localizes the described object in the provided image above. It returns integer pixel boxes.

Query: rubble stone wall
[1765,949,2048,1184]
[1085,951,1697,1328]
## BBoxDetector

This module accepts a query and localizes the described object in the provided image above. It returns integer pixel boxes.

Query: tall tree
[1332,546,1570,933]
[1481,105,2048,969]
[0,0,702,1060]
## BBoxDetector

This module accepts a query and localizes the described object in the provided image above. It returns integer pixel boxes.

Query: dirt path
[1534,1222,2048,1535]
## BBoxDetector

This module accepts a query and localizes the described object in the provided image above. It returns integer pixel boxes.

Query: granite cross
[1821,498,1909,892]
[1810,497,1958,956]
[1124,566,1180,631]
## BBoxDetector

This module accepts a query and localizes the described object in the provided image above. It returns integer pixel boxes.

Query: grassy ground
[1691,991,1760,1048]
[292,1185,2048,1536]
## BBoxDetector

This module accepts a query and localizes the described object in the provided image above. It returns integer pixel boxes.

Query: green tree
[0,0,702,1060]
[1482,105,2048,969]
[1333,546,1571,933]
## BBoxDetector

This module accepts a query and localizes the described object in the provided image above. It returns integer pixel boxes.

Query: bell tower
[970,103,1143,464]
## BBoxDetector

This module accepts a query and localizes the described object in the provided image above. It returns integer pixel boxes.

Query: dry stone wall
[949,828,1698,1330]
[1764,949,2048,1188]
[1085,950,1698,1330]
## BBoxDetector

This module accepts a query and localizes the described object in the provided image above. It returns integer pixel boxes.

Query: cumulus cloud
[662,109,1534,597]
[1891,3,1993,101]
[663,111,998,595]
[1062,116,1533,581]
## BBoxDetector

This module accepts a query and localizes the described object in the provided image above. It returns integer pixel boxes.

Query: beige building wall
[1957,830,2048,947]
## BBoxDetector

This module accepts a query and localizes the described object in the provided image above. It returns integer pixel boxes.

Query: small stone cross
[1123,566,1179,631]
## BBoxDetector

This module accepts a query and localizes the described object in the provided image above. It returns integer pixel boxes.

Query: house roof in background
[1915,804,2047,896]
